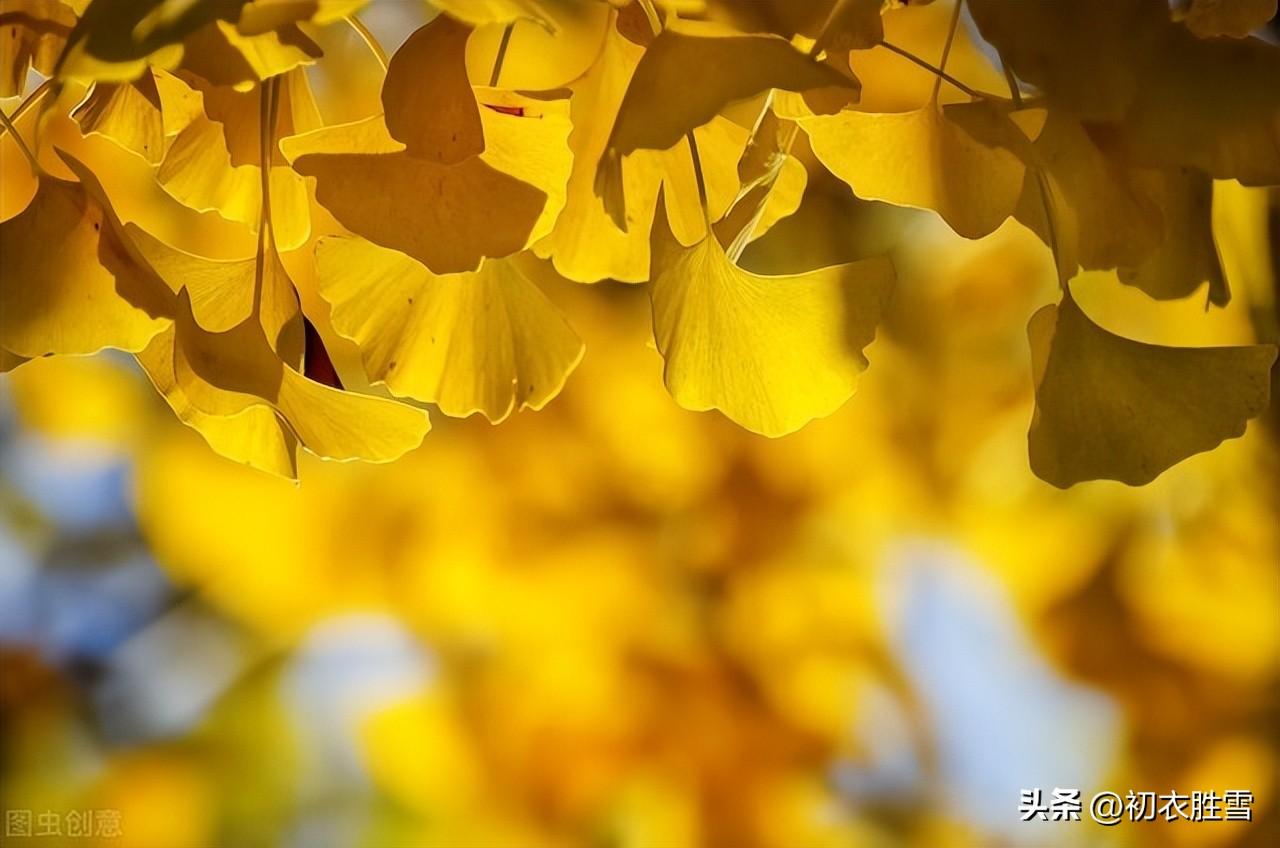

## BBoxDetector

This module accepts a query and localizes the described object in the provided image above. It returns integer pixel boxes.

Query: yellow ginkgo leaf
[801,101,1027,239]
[170,289,431,463]
[469,89,573,245]
[1027,289,1277,488]
[137,325,301,479]
[316,236,584,422]
[649,201,895,437]
[1113,27,1280,187]
[124,222,304,356]
[1,0,76,97]
[0,175,168,357]
[382,15,483,164]
[287,89,570,274]
[1117,169,1228,305]
[1013,112,1163,276]
[967,0,1280,184]
[531,17,749,283]
[603,24,859,161]
[74,71,168,164]
[157,70,316,250]
[465,1,611,91]
[179,18,321,90]
[57,0,232,84]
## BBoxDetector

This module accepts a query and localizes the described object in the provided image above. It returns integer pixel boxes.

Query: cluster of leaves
[1,0,1278,486]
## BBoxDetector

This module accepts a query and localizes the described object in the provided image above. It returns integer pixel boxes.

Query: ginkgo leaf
[57,0,238,83]
[1,0,76,97]
[1013,112,1164,276]
[1027,289,1277,488]
[157,70,316,250]
[603,24,860,160]
[968,0,1280,185]
[315,236,584,422]
[137,325,301,479]
[648,200,894,437]
[531,17,749,283]
[801,101,1027,239]
[169,288,431,462]
[382,15,483,164]
[74,70,168,164]
[179,18,321,90]
[465,1,611,91]
[124,222,305,357]
[0,174,168,357]
[1179,0,1277,38]
[1117,169,1228,306]
[287,89,571,274]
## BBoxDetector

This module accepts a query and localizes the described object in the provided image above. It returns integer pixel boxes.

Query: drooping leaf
[968,0,1280,185]
[58,0,242,83]
[124,221,304,356]
[157,69,316,250]
[1027,289,1277,487]
[1117,169,1228,305]
[0,174,168,357]
[649,199,895,436]
[801,101,1027,239]
[316,236,584,422]
[602,24,859,161]
[74,70,167,164]
[163,285,430,464]
[1012,112,1164,277]
[287,89,571,274]
[532,16,750,283]
[137,325,301,479]
[382,15,484,164]
[178,18,322,89]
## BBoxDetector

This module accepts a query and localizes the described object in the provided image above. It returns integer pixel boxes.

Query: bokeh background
[2,3,1279,848]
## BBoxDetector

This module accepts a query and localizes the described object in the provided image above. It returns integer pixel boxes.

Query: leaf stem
[488,23,515,87]
[255,76,280,312]
[1002,63,1023,109]
[347,15,388,71]
[0,108,39,175]
[932,0,964,102]
[686,130,711,225]
[637,0,661,36]
[878,41,986,101]
[727,119,799,264]
[1000,60,1064,288]
[0,82,51,175]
